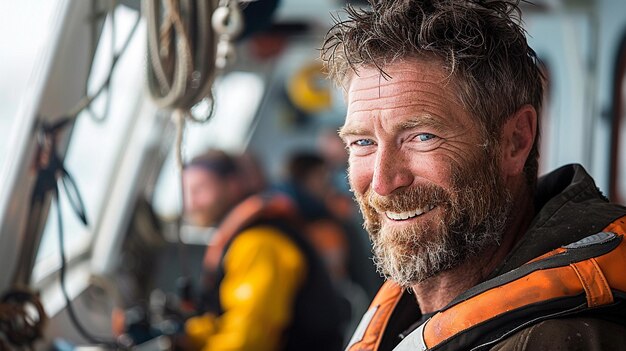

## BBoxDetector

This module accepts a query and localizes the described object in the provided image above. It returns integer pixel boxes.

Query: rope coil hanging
[144,0,245,120]
[143,0,244,178]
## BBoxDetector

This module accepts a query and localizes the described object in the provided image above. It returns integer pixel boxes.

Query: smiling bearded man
[356,144,512,287]
[323,1,626,351]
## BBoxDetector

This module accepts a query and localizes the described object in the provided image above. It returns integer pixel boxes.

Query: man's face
[183,167,231,227]
[340,59,512,287]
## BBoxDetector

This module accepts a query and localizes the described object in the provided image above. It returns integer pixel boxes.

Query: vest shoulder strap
[346,281,404,351]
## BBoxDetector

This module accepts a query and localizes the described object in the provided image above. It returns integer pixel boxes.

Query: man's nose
[371,145,413,196]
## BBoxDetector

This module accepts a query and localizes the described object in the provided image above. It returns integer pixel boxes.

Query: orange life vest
[346,215,626,351]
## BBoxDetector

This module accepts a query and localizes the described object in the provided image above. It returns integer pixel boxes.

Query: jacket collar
[490,164,626,277]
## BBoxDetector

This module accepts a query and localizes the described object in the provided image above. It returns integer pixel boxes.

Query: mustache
[366,183,450,213]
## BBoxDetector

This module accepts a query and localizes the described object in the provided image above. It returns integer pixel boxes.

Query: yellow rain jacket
[186,193,345,351]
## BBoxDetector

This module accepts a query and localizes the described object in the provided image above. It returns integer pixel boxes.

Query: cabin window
[32,6,144,282]
[0,1,61,172]
[610,33,626,205]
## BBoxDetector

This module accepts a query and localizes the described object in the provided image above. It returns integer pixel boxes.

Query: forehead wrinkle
[349,79,452,100]
[349,91,462,113]
[350,87,459,101]
[348,92,465,123]
[348,102,448,116]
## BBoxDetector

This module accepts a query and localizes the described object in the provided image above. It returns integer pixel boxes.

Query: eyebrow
[397,115,445,131]
[338,124,364,140]
[339,114,445,140]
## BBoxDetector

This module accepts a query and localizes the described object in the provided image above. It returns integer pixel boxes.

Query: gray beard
[368,203,510,288]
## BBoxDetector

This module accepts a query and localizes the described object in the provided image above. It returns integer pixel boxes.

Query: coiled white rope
[144,0,216,114]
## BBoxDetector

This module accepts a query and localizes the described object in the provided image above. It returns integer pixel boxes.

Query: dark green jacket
[489,164,626,350]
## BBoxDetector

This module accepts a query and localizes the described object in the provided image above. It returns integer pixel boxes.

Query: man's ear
[500,105,537,178]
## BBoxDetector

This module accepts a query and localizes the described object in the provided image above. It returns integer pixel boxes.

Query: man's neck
[411,187,535,313]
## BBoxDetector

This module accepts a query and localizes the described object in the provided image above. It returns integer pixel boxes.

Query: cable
[74,7,141,122]
[172,110,191,281]
[53,165,121,348]
[23,6,141,342]
[85,0,117,123]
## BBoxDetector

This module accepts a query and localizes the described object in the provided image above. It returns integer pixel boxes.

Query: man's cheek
[348,159,374,190]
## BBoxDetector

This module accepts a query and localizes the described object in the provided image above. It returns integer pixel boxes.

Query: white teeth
[385,205,435,221]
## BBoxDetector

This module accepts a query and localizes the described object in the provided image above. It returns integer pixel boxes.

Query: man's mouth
[384,204,436,221]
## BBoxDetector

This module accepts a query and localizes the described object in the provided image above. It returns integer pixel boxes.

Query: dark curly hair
[321,0,544,187]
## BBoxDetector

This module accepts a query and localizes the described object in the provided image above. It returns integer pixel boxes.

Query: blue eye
[417,133,436,142]
[354,139,374,147]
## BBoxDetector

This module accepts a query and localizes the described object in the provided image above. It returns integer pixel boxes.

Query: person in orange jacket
[182,149,346,351]
[320,1,626,350]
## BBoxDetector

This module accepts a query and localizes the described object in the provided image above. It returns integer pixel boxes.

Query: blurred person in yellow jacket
[182,149,346,351]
